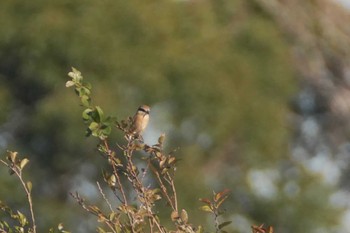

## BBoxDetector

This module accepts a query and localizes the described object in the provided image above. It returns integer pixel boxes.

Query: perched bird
[129,105,150,138]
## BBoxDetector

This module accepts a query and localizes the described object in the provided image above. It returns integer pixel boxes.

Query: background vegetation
[1,0,350,232]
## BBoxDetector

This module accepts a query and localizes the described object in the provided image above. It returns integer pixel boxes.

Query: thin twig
[148,217,154,233]
[70,192,118,233]
[141,161,150,182]
[103,139,135,232]
[169,177,178,212]
[103,140,128,205]
[0,159,37,233]
[124,145,165,233]
[148,161,176,211]
[214,212,220,233]
[96,182,114,213]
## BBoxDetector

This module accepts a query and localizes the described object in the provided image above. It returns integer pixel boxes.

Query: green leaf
[195,225,203,233]
[17,211,27,227]
[101,125,111,136]
[92,130,99,137]
[15,226,24,232]
[85,82,92,90]
[75,87,83,97]
[109,212,116,221]
[90,109,100,123]
[85,128,92,137]
[218,221,232,230]
[82,108,93,121]
[26,181,32,193]
[80,95,90,107]
[95,106,104,121]
[89,122,100,131]
[80,86,91,96]
[199,205,213,213]
[97,227,107,233]
[65,80,75,87]
[151,188,161,194]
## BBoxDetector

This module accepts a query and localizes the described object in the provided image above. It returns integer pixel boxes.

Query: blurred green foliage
[0,0,343,232]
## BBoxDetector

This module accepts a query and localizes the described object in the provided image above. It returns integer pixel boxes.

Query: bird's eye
[138,108,148,113]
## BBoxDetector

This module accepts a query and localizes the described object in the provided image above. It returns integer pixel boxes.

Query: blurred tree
[0,0,347,232]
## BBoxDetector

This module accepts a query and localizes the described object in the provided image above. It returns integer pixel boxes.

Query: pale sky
[336,0,350,8]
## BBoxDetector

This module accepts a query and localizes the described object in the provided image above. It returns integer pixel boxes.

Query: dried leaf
[199,198,211,205]
[214,189,230,202]
[217,195,229,208]
[97,213,106,223]
[155,151,162,159]
[252,224,267,233]
[89,206,102,215]
[108,174,116,187]
[19,158,30,170]
[180,209,188,224]
[158,134,165,144]
[151,188,161,194]
[171,210,179,221]
[8,151,18,162]
[134,143,145,151]
[153,194,162,201]
[58,223,64,231]
[159,158,166,168]
[161,168,168,174]
[168,156,176,164]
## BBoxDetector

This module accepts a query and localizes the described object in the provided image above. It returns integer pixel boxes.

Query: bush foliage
[0,69,273,233]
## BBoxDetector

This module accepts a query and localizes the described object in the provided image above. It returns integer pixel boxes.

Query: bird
[129,105,150,139]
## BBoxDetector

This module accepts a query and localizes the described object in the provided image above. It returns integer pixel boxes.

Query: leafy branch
[199,189,231,233]
[0,152,70,233]
[0,67,275,232]
[66,68,201,232]
[0,151,35,233]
